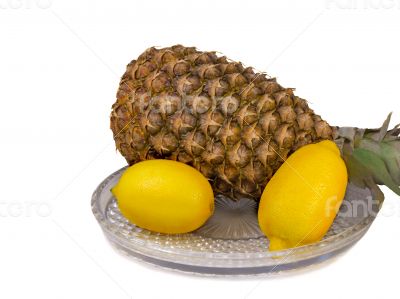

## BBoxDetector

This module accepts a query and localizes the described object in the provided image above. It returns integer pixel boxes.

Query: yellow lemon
[258,140,348,251]
[111,160,214,234]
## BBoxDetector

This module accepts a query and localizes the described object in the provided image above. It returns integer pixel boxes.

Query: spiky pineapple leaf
[364,113,392,142]
[339,113,400,200]
[380,142,400,185]
[358,138,400,186]
[375,112,392,142]
[351,148,400,196]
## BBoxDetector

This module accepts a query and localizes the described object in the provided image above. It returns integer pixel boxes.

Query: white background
[1,0,400,298]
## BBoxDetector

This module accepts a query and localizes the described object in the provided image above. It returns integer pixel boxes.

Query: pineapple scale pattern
[111,45,333,199]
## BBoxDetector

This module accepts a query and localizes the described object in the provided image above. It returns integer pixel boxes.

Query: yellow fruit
[111,160,214,234]
[258,140,348,251]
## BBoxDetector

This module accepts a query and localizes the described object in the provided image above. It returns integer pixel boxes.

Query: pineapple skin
[110,45,334,200]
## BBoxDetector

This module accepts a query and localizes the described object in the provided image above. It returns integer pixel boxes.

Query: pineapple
[111,45,400,200]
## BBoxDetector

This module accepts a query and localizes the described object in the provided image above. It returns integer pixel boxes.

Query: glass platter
[91,166,381,276]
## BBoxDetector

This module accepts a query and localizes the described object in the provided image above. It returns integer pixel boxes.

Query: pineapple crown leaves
[336,113,400,202]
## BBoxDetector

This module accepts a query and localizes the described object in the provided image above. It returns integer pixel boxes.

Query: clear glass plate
[91,167,381,276]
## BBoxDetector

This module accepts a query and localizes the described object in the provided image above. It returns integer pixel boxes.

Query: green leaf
[352,148,400,196]
[380,142,400,185]
[366,113,392,142]
[377,113,392,142]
